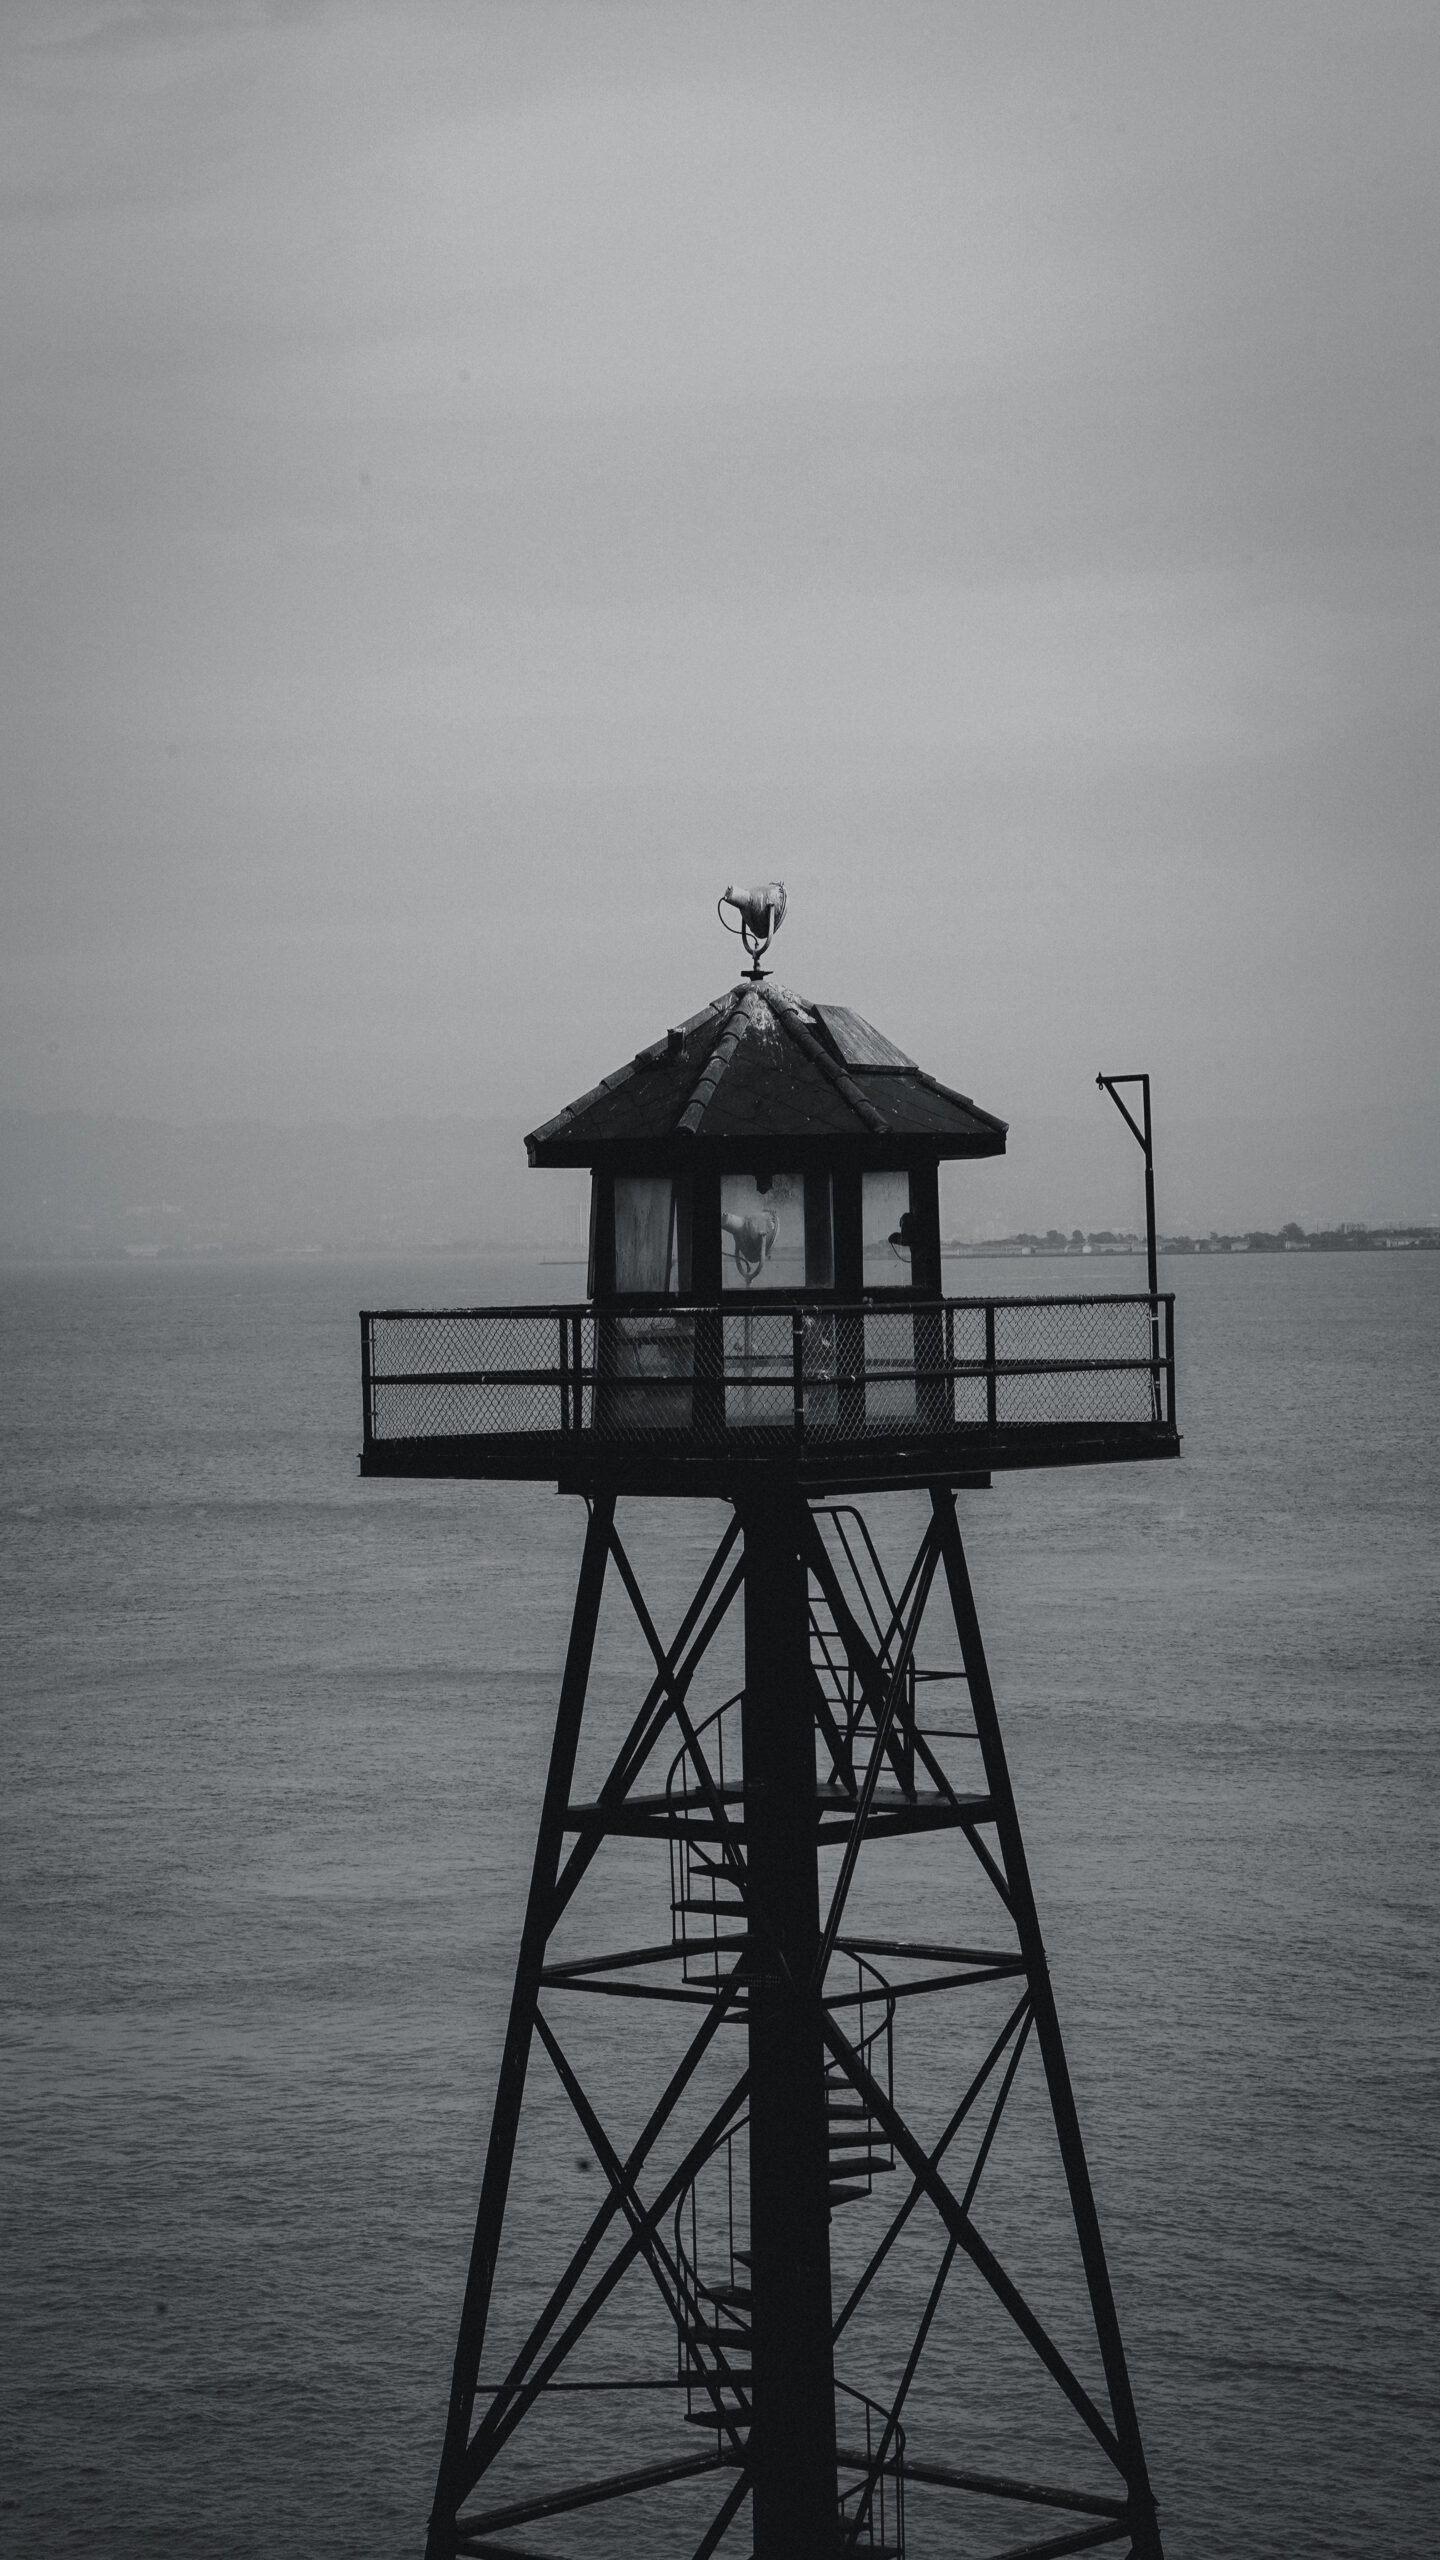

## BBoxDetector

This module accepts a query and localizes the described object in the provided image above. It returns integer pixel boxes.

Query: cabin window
[720,1171,832,1291]
[613,1176,678,1293]
[861,1169,918,1290]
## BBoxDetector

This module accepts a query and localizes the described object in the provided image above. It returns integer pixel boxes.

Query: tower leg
[426,1491,615,2559]
[930,1486,1164,2560]
[737,1482,839,2558]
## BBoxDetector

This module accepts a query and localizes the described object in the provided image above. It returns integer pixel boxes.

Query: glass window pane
[613,1176,676,1293]
[862,1170,916,1290]
[721,1171,803,1290]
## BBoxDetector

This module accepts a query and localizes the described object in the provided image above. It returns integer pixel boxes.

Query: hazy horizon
[5,1095,1437,1255]
[3,4,1438,1195]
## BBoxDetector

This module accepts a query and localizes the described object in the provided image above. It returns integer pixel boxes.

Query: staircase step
[710,2283,752,2307]
[683,2319,750,2348]
[827,2151,893,2178]
[683,2404,751,2429]
[828,2182,870,2204]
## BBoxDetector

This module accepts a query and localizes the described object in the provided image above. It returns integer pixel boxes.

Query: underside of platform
[361,1417,1177,1489]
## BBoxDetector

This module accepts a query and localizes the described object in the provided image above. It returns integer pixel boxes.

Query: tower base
[424,1484,1163,2560]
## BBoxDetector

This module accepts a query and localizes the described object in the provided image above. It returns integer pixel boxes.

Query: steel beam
[736,1479,840,2558]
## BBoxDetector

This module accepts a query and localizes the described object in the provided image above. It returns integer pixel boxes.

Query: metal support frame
[423,1485,1164,2560]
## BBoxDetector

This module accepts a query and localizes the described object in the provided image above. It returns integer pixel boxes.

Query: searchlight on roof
[719,879,787,977]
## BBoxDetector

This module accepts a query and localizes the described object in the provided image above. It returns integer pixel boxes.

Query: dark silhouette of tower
[361,901,1176,2559]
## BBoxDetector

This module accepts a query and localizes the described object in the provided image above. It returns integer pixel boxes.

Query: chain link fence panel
[364,1296,1170,1453]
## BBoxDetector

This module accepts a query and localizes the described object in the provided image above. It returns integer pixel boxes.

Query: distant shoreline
[949,1224,1439,1257]
[3,1226,1437,1269]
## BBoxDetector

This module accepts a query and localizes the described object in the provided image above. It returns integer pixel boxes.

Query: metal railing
[361,1293,1176,1458]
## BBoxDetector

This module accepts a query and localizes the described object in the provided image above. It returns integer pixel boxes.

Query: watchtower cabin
[361,891,1176,2560]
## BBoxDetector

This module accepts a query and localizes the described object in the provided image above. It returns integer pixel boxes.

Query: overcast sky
[3,1,1437,1173]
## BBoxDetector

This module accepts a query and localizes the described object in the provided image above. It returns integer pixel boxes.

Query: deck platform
[360,1293,1179,1490]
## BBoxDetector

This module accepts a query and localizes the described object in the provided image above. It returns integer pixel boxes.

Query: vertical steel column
[426,1491,615,2559]
[736,1482,839,2558]
[1098,1071,1162,1422]
[929,1487,1164,2560]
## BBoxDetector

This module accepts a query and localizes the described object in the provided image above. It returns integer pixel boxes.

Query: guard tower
[361,891,1177,2560]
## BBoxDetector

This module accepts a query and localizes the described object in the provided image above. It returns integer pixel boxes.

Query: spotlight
[718,881,787,978]
[720,1207,778,1284]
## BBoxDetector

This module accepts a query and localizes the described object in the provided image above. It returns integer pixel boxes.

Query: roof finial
[718,880,787,980]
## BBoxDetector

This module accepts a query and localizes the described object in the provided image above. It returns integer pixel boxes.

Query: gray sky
[3,1,1437,1179]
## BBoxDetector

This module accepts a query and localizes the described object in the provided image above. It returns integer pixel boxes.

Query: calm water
[2,1253,1437,2558]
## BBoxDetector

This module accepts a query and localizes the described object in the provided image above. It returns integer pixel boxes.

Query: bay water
[2,1253,1436,2557]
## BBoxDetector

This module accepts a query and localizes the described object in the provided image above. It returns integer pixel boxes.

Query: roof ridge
[675,988,750,1136]
[762,985,890,1136]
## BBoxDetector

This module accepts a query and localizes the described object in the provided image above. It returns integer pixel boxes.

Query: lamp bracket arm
[1096,1074,1150,1159]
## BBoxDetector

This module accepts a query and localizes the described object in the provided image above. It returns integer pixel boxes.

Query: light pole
[1097,1072,1160,1416]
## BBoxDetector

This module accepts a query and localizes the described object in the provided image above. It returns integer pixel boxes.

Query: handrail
[361,1293,1178,1456]
[836,2377,907,2554]
[667,1693,745,1991]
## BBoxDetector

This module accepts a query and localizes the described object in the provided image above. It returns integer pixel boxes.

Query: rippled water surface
[3,1253,1437,2558]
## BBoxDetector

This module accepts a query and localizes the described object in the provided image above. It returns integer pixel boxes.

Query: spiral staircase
[666,1682,908,2555]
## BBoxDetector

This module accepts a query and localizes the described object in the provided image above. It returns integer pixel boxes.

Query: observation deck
[360,1290,1178,1494]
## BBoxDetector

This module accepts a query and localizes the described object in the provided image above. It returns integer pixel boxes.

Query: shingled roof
[526,983,1007,1167]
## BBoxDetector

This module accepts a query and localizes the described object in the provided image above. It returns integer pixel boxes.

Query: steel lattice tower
[361,898,1175,2560]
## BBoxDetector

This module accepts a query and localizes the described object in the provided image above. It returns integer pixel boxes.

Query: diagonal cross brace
[834,1990,1033,2338]
[804,1499,1006,1885]
[604,1521,753,1915]
[463,1966,745,2478]
[550,1522,743,1926]
[535,2013,753,2462]
[801,1507,929,1794]
[930,1489,1162,2554]
[806,1514,943,1982]
[844,2003,1041,2548]
[819,2003,1123,2470]
[459,2067,753,2498]
[689,2465,753,2560]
